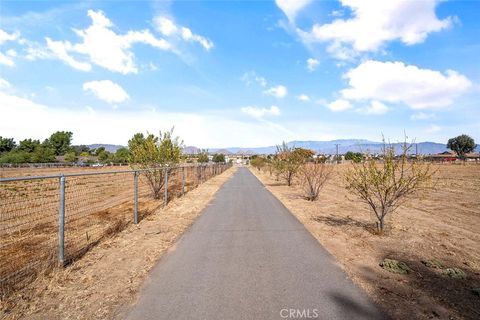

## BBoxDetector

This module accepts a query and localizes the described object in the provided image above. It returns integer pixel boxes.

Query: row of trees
[254,138,441,233]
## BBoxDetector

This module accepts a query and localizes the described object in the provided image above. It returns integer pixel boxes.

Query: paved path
[126,168,387,320]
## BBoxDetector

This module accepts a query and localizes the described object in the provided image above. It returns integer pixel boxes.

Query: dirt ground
[251,163,480,320]
[1,166,236,320]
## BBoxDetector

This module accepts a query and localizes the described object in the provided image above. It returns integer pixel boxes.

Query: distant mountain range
[206,139,452,155]
[88,139,467,156]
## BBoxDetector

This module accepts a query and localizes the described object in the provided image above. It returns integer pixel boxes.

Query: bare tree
[274,142,314,186]
[345,140,434,233]
[300,162,333,201]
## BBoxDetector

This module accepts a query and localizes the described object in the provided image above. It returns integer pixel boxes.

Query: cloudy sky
[1,0,479,147]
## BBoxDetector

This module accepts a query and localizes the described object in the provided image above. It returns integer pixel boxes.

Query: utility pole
[415,143,418,158]
[335,144,340,164]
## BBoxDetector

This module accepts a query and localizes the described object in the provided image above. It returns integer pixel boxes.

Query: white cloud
[0,30,19,66]
[0,78,11,89]
[326,99,352,112]
[298,0,452,59]
[358,100,388,115]
[82,80,129,104]
[0,90,292,148]
[0,52,15,66]
[45,10,173,74]
[241,105,281,118]
[275,0,313,23]
[410,112,435,121]
[153,16,214,50]
[341,60,471,109]
[264,85,288,98]
[306,58,319,72]
[0,29,19,45]
[297,94,310,102]
[241,71,267,87]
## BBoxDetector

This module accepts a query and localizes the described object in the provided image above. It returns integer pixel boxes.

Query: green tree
[18,139,40,153]
[114,147,130,163]
[212,153,225,163]
[72,145,90,156]
[30,145,55,163]
[64,151,78,163]
[0,137,16,153]
[345,151,363,163]
[94,147,106,156]
[0,151,30,164]
[197,150,209,163]
[250,157,266,171]
[44,131,73,155]
[273,143,311,186]
[128,128,183,199]
[447,134,476,160]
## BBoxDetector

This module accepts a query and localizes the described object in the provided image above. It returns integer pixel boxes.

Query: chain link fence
[0,163,231,297]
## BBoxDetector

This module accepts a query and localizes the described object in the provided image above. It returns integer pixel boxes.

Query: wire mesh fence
[0,163,231,297]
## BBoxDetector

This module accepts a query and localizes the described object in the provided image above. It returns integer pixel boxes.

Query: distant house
[425,151,480,162]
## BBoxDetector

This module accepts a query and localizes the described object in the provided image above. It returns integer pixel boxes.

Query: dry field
[251,163,480,320]
[0,164,226,298]
[1,166,236,319]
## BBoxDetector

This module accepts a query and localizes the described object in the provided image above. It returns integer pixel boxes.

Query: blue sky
[1,0,479,148]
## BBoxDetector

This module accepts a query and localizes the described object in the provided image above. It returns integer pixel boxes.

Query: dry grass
[251,163,480,320]
[1,166,237,320]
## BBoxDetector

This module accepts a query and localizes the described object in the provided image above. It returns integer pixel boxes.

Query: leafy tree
[72,145,90,155]
[345,151,363,163]
[212,153,225,163]
[250,157,266,171]
[18,139,40,153]
[98,150,112,163]
[114,147,130,164]
[447,134,476,160]
[197,150,209,163]
[94,147,106,156]
[31,145,56,163]
[0,151,30,164]
[128,128,183,199]
[44,131,73,155]
[64,151,78,163]
[345,140,434,233]
[0,137,16,153]
[273,143,311,186]
[80,151,90,157]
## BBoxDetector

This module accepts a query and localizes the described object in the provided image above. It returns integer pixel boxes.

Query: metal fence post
[58,175,65,266]
[182,166,185,196]
[164,168,168,206]
[134,171,138,224]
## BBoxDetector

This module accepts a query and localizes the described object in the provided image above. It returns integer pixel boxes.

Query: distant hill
[207,139,450,155]
[87,144,125,153]
[87,139,461,156]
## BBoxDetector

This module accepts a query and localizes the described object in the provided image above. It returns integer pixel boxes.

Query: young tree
[197,150,209,163]
[299,162,332,201]
[447,134,476,160]
[212,153,225,163]
[345,141,434,233]
[274,142,312,186]
[250,157,266,171]
[0,137,16,153]
[128,129,183,199]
